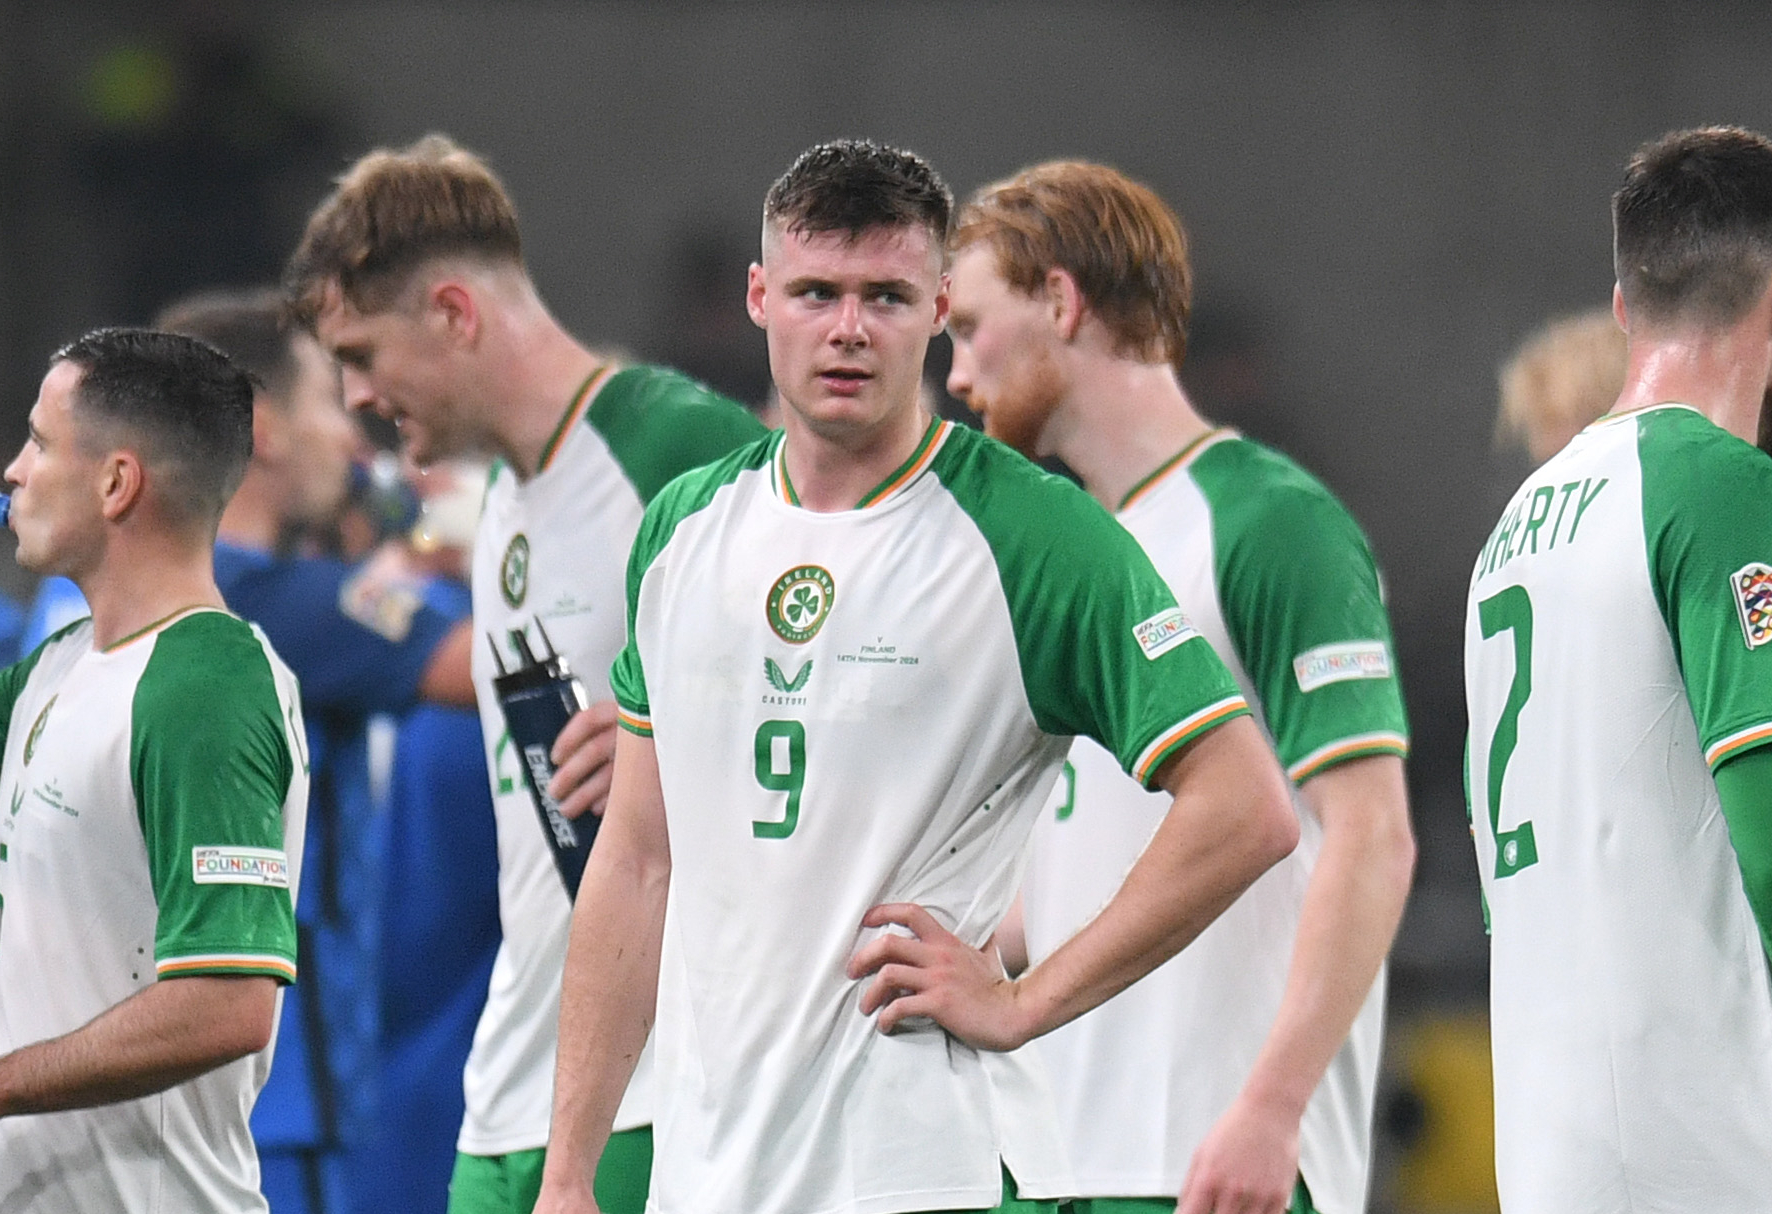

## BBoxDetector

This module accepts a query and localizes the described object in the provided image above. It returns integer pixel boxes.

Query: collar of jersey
[1118,427,1239,512]
[102,604,230,653]
[771,417,953,511]
[1583,401,1702,435]
[535,363,615,475]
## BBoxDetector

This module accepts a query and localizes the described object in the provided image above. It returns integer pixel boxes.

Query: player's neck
[492,313,610,481]
[78,538,225,650]
[1053,359,1213,512]
[779,397,931,512]
[215,470,280,553]
[1614,326,1772,445]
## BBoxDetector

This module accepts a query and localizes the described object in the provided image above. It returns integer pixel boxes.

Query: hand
[548,701,619,820]
[846,903,1030,1050]
[1177,1092,1301,1214]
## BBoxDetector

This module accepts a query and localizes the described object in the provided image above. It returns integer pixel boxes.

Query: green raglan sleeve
[1190,441,1410,784]
[132,615,298,982]
[610,431,779,737]
[1642,412,1772,957]
[941,431,1250,788]
[1642,414,1772,770]
[588,365,769,505]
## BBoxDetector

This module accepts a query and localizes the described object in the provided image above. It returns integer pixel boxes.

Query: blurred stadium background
[5,3,1767,1209]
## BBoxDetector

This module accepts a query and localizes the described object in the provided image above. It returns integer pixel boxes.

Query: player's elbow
[1251,776,1301,871]
[208,977,280,1062]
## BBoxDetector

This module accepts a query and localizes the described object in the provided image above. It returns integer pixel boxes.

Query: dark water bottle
[489,621,595,899]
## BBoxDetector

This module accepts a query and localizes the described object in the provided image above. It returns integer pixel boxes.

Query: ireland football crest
[23,695,55,765]
[501,534,530,608]
[1732,562,1772,649]
[767,565,835,644]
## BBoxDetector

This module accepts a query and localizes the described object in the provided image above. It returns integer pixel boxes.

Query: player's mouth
[818,367,872,396]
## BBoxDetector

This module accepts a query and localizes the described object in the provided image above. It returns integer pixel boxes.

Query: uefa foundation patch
[192,846,291,888]
[1731,563,1772,649]
[1293,640,1392,691]
[1133,607,1198,660]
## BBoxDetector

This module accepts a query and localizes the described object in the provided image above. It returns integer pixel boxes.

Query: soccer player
[1496,307,1627,466]
[533,140,1300,1214]
[0,329,308,1213]
[150,286,476,1214]
[945,162,1415,1214]
[1465,125,1772,1211]
[287,134,766,1214]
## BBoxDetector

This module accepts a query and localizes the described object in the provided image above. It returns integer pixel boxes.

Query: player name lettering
[1479,476,1608,579]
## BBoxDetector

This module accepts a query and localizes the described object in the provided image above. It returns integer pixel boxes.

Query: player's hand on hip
[548,700,620,820]
[1176,1090,1301,1214]
[847,902,1028,1050]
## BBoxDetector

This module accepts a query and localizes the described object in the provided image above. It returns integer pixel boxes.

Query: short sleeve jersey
[0,609,308,1214]
[610,419,1249,1214]
[1019,430,1408,1212]
[1465,404,1772,1211]
[463,365,764,1155]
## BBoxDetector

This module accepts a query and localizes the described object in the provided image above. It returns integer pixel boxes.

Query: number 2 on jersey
[1477,585,1539,878]
[753,719,805,839]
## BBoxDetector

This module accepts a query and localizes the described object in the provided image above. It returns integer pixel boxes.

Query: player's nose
[340,365,383,416]
[946,354,973,404]
[830,295,867,347]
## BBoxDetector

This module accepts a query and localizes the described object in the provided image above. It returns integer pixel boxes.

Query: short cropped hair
[156,287,302,408]
[1496,308,1627,461]
[286,133,523,327]
[763,140,952,247]
[953,161,1192,368]
[53,328,254,529]
[1614,126,1772,328]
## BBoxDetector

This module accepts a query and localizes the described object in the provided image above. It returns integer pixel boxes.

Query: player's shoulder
[1184,433,1374,566]
[139,610,279,700]
[586,364,769,504]
[931,421,1144,562]
[1636,404,1772,483]
[631,428,779,558]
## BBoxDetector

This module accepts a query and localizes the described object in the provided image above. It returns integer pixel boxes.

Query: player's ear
[746,263,769,330]
[97,450,143,522]
[1046,267,1085,342]
[431,281,481,347]
[1611,283,1628,333]
[930,272,951,335]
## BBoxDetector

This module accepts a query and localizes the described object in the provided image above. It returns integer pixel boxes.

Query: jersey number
[1477,586,1539,878]
[753,719,805,839]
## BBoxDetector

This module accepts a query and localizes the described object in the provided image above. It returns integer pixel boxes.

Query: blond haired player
[1496,307,1627,465]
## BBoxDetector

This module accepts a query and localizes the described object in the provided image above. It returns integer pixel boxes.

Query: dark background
[5,4,1764,1208]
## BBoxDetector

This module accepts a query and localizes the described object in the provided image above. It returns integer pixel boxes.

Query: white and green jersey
[1020,431,1408,1212]
[0,609,307,1213]
[1465,404,1772,1212]
[611,418,1251,1214]
[464,364,763,1155]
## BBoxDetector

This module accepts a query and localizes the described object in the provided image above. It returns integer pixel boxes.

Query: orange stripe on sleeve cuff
[616,708,653,737]
[1286,732,1411,784]
[156,954,297,983]
[1707,722,1772,771]
[1132,696,1250,787]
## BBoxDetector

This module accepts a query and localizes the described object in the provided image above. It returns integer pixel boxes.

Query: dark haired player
[1467,125,1772,1210]
[535,140,1299,1214]
[0,329,309,1213]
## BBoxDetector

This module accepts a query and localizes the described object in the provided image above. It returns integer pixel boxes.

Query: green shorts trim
[446,1126,653,1214]
[1064,1174,1316,1214]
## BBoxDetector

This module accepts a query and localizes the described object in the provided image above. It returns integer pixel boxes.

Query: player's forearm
[1237,755,1414,1122]
[417,619,476,707]
[1015,717,1297,1041]
[0,975,276,1117]
[542,738,670,1191]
